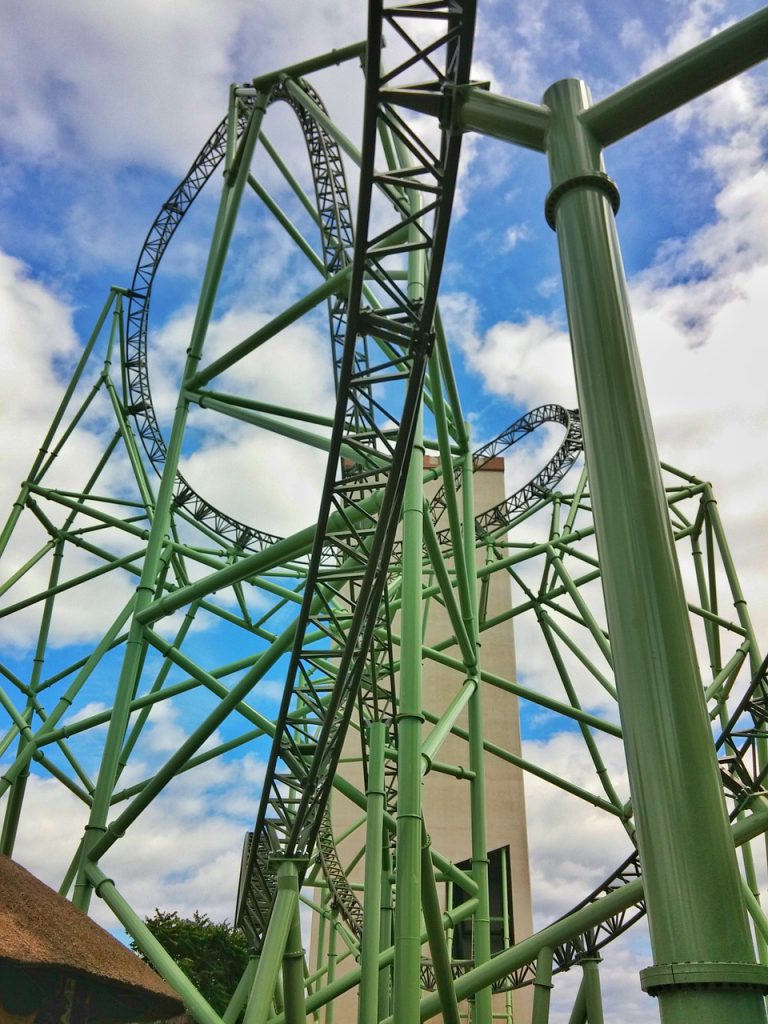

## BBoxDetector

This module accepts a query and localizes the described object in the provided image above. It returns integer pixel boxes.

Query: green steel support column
[73,93,269,913]
[326,912,337,1024]
[294,897,480,1024]
[532,946,554,1024]
[567,977,587,1024]
[244,859,302,1024]
[393,140,427,1022]
[543,77,768,1021]
[0,706,33,855]
[223,958,259,1024]
[282,886,307,1024]
[414,808,768,1021]
[358,721,386,1024]
[1,535,65,855]
[378,843,394,1021]
[392,400,426,1021]
[421,824,461,1024]
[273,975,285,1018]
[703,486,763,678]
[426,351,473,637]
[742,879,768,948]
[500,846,513,1024]
[462,445,492,1024]
[704,484,768,869]
[581,956,604,1024]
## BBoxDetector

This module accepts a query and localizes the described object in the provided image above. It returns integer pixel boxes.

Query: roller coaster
[1,3,768,1023]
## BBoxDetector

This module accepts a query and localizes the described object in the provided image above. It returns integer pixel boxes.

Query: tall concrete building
[312,458,533,1023]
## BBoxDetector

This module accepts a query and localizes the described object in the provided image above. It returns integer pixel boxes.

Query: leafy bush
[132,910,250,1014]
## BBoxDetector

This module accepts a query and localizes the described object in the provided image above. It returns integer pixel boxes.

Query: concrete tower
[313,458,534,1023]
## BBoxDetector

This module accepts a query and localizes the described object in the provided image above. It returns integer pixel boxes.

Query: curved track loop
[435,404,582,547]
[125,79,355,555]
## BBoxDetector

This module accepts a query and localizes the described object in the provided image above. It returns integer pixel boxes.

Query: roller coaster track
[119,0,764,991]
[125,78,357,556]
[236,0,478,951]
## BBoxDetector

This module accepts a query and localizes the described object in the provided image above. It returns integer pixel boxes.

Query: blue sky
[1,2,767,1021]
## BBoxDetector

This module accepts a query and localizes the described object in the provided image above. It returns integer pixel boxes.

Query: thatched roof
[0,856,184,1022]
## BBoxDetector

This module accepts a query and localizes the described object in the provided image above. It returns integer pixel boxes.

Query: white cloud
[449,108,768,642]
[0,252,80,505]
[0,1,368,174]
[501,223,532,252]
[443,290,574,408]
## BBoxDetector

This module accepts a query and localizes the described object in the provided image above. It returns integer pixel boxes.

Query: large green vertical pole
[581,956,604,1024]
[392,141,427,1022]
[392,398,425,1020]
[358,721,386,1024]
[325,911,337,1024]
[531,946,554,1024]
[243,859,301,1024]
[282,890,308,1024]
[420,823,461,1024]
[1,538,64,854]
[378,843,394,1020]
[462,446,492,1024]
[543,77,768,1022]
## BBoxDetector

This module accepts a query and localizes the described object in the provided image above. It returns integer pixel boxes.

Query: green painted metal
[544,75,766,1022]
[567,977,587,1024]
[582,7,768,145]
[282,887,308,1024]
[357,722,386,1024]
[251,40,368,92]
[420,823,461,1024]
[532,947,554,1024]
[1,5,767,1024]
[223,957,259,1024]
[580,957,604,1024]
[244,860,302,1024]
[392,397,426,1022]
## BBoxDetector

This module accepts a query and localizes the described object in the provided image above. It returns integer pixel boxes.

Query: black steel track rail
[237,0,478,952]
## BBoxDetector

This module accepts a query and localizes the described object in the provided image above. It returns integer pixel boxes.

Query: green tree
[131,910,250,1014]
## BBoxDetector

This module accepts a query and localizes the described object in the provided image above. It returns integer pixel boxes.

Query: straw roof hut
[0,856,185,1023]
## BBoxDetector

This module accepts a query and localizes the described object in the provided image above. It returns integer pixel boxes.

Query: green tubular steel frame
[1,2,768,1022]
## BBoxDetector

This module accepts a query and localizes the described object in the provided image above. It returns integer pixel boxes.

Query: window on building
[450,845,513,961]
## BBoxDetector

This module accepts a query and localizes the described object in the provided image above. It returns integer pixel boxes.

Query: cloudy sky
[1,1,767,1021]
